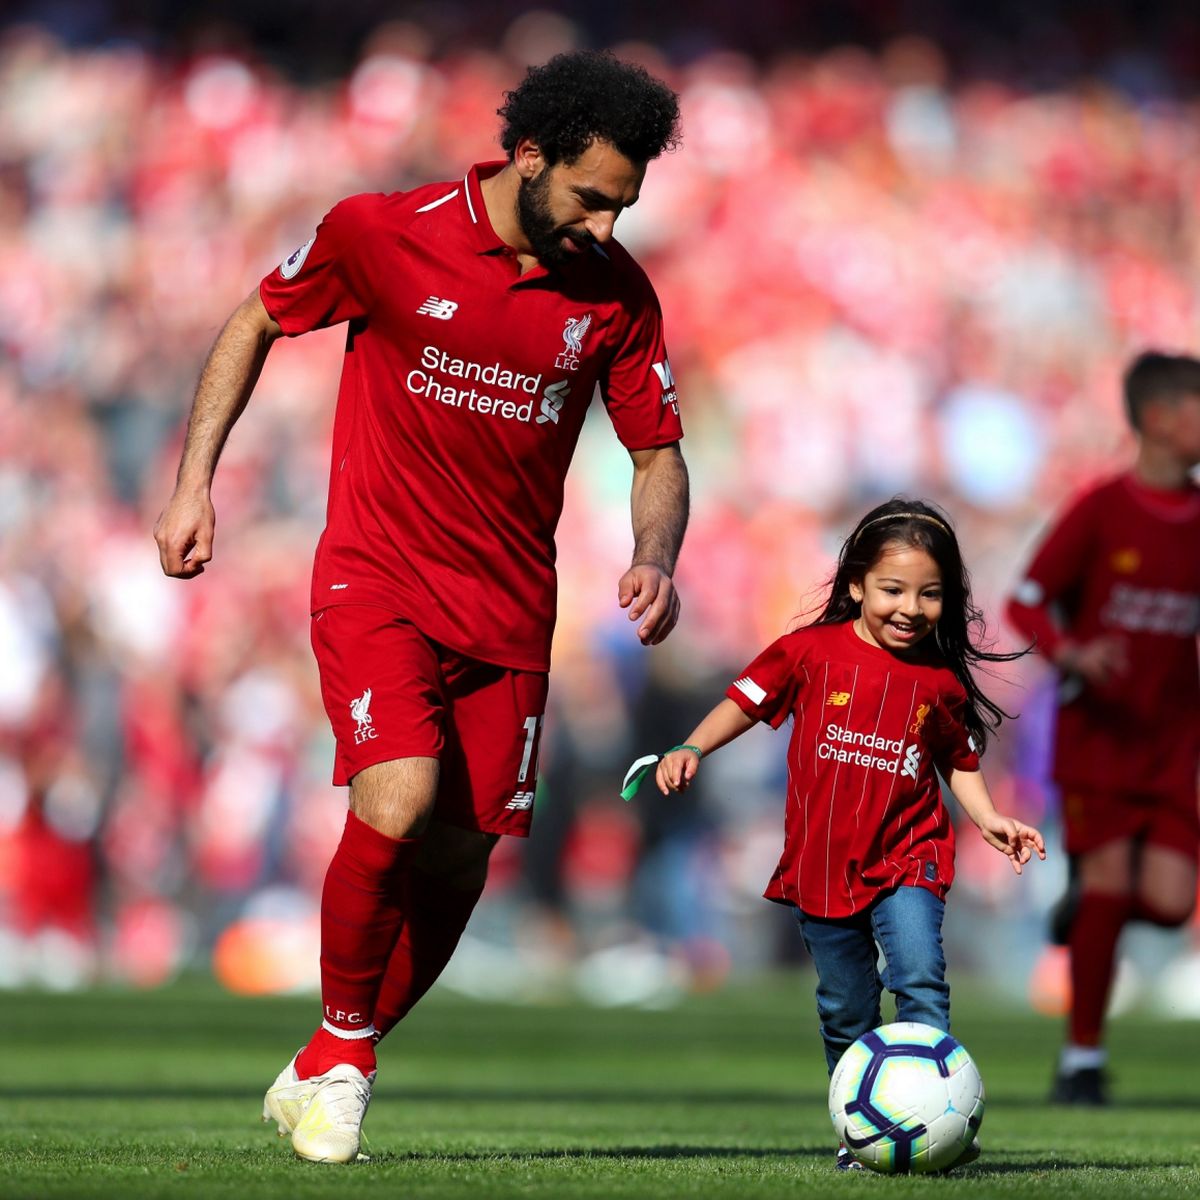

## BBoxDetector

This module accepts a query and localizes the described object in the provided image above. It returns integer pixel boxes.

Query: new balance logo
[350,688,378,745]
[826,691,850,707]
[901,744,922,780]
[506,791,535,811]
[416,297,459,320]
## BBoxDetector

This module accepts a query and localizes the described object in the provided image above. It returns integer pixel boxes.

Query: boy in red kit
[154,53,688,1163]
[1006,351,1200,1105]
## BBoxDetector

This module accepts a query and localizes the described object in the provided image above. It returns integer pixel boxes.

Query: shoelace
[313,1075,371,1128]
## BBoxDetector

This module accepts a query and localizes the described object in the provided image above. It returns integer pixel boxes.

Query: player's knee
[349,793,435,840]
[1135,894,1195,928]
[416,826,498,888]
[349,757,440,839]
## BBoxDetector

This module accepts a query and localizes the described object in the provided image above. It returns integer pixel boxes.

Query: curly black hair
[498,51,681,167]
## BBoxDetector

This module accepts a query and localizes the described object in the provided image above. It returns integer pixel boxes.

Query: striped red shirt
[726,620,980,918]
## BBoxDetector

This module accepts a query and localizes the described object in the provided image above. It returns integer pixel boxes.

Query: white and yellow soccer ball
[829,1022,985,1173]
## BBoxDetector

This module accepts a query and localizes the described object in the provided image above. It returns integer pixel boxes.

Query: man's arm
[618,442,689,645]
[154,290,282,578]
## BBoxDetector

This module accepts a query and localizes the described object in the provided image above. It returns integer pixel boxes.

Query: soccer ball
[828,1022,985,1173]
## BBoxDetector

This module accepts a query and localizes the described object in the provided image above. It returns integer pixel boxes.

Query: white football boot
[289,1063,374,1164]
[262,1049,314,1137]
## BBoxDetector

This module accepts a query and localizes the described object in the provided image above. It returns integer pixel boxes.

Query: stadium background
[1,0,1198,1025]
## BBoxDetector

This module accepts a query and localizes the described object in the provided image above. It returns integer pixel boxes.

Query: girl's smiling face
[849,543,944,654]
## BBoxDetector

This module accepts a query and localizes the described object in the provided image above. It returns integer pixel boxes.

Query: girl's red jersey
[726,621,980,918]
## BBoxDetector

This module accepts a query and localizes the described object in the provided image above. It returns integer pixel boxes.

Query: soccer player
[154,51,688,1163]
[1006,351,1200,1105]
[632,498,1044,1170]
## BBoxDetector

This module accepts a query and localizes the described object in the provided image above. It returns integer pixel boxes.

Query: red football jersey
[259,162,683,671]
[1006,473,1200,796]
[726,621,981,918]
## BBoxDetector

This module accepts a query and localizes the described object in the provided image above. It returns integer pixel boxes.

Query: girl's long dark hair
[811,498,1024,754]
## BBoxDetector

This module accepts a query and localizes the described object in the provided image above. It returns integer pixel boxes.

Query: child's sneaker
[938,1136,981,1173]
[1050,1064,1109,1105]
[835,1143,865,1171]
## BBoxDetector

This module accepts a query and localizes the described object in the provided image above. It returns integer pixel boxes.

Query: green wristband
[620,744,703,802]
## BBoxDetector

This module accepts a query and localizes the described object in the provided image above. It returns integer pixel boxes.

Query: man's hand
[154,488,216,578]
[152,290,279,580]
[617,562,680,645]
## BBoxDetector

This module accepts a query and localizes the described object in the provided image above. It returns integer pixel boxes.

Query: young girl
[631,498,1045,1171]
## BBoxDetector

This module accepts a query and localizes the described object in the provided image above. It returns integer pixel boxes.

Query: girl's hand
[979,813,1046,875]
[657,747,701,793]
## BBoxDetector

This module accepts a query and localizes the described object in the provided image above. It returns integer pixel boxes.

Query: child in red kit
[1006,351,1200,1105]
[626,498,1045,1171]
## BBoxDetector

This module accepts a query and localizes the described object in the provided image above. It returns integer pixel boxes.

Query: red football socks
[372,867,484,1040]
[1068,892,1131,1047]
[297,811,419,1078]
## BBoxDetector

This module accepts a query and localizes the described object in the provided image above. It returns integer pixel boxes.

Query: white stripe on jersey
[824,664,858,918]
[416,189,460,213]
[462,172,478,223]
[847,668,890,913]
[733,676,767,705]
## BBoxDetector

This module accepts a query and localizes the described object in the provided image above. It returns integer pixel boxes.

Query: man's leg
[296,758,439,1075]
[272,758,436,1163]
[372,821,496,1038]
[367,651,548,1043]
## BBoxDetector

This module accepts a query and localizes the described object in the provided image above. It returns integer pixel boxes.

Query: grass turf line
[1,976,1198,1198]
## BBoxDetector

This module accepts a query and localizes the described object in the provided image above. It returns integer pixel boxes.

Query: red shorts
[311,605,549,837]
[1060,786,1200,859]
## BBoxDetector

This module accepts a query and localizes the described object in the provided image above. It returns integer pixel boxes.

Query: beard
[517,169,593,268]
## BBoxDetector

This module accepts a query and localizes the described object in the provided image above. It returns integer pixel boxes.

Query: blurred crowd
[1,13,1198,1007]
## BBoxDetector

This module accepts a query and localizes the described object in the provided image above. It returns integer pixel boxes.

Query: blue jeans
[794,885,950,1075]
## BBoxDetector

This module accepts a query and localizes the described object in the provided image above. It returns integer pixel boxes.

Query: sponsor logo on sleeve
[734,676,767,705]
[1013,578,1044,606]
[279,235,316,279]
[652,359,679,414]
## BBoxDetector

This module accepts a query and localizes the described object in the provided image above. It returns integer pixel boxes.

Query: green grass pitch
[3,975,1198,1198]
